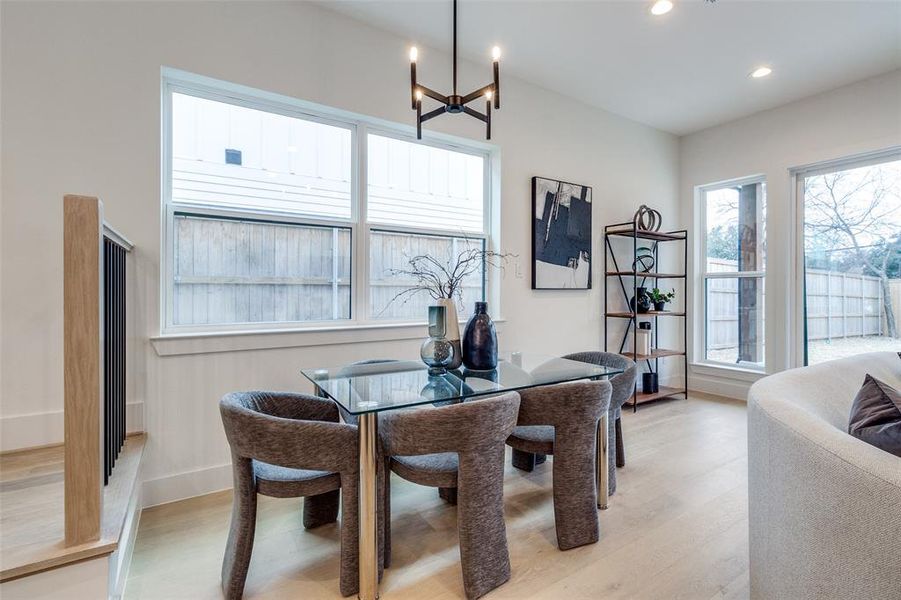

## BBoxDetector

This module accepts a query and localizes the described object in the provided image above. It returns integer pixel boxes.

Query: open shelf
[606,271,686,278]
[622,348,685,360]
[605,221,688,412]
[606,311,685,318]
[606,227,687,242]
[633,385,687,405]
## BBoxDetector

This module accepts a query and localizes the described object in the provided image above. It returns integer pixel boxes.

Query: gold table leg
[358,413,379,600]
[597,412,609,510]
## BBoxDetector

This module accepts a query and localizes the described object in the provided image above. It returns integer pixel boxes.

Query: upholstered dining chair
[564,352,637,492]
[219,391,378,598]
[511,352,637,495]
[379,392,521,600]
[505,380,612,550]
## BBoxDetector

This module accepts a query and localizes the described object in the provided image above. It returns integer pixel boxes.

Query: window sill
[151,319,506,357]
[690,362,766,382]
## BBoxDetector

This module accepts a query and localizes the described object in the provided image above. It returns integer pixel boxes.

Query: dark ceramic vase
[642,372,659,393]
[654,301,666,312]
[630,287,652,314]
[462,301,498,370]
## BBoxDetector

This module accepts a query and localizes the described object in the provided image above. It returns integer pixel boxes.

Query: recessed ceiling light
[750,66,773,79]
[650,0,673,16]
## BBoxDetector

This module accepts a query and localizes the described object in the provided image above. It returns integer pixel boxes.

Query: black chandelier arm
[463,105,491,140]
[460,83,496,105]
[420,106,447,123]
[462,106,488,123]
[417,85,449,105]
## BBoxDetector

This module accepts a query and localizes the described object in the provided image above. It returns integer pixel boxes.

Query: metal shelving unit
[604,221,688,410]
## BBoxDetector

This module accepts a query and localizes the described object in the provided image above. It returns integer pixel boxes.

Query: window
[698,178,767,370]
[162,74,492,333]
[798,154,901,365]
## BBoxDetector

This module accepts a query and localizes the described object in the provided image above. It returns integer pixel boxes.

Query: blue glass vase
[462,301,498,370]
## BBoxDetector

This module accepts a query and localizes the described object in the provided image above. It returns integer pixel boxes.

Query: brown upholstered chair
[379,392,521,600]
[219,391,378,598]
[505,380,612,550]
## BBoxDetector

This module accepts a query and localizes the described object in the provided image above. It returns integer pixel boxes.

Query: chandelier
[409,0,501,140]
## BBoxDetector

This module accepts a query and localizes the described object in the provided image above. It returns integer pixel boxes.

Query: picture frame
[531,176,592,290]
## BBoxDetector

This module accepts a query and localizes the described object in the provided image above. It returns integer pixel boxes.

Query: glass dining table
[301,352,622,600]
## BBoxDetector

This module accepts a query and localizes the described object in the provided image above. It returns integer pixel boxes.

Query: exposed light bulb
[409,46,418,62]
[415,89,423,101]
[492,46,501,61]
[750,66,773,78]
[485,90,493,100]
[650,0,673,15]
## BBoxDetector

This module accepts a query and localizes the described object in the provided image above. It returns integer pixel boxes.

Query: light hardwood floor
[126,395,749,599]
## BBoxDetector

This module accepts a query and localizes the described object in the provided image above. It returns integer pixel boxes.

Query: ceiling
[319,0,901,135]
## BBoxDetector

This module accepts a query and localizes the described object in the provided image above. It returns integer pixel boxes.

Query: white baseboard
[142,462,233,508]
[688,372,751,400]
[0,402,144,452]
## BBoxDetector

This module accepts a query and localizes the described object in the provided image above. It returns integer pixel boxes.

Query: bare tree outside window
[703,181,766,369]
[803,159,901,363]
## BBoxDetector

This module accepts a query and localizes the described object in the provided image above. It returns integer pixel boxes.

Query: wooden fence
[805,269,884,340]
[706,259,890,350]
[173,215,482,325]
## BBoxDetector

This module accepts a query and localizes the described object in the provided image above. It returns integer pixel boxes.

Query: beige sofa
[748,351,901,600]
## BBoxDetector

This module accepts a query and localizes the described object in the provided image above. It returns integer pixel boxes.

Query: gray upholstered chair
[505,380,612,550]
[564,352,637,489]
[379,392,521,600]
[510,352,637,495]
[219,391,374,598]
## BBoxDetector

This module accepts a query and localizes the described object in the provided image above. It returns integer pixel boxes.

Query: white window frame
[693,174,767,373]
[160,68,497,336]
[789,145,901,368]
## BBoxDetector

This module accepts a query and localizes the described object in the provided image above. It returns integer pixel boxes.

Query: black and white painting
[532,176,592,289]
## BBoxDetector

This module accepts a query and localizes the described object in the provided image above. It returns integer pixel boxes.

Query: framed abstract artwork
[531,176,592,289]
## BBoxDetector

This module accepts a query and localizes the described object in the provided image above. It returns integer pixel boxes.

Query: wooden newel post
[64,194,104,546]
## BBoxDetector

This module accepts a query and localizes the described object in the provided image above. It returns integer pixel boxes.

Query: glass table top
[301,352,623,415]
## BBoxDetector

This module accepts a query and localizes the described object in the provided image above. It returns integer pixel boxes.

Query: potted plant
[648,288,675,312]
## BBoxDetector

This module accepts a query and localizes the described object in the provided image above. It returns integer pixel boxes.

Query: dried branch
[380,237,516,315]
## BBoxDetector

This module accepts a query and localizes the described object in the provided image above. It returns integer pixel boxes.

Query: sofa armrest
[748,395,901,600]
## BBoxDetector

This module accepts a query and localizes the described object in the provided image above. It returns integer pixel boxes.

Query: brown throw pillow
[848,375,901,457]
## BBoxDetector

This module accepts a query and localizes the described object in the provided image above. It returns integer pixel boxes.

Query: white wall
[680,70,901,399]
[0,1,679,504]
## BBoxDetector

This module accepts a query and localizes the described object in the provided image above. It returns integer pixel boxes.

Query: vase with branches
[384,245,514,369]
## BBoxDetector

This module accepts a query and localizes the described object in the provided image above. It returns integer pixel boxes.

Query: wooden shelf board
[633,386,687,404]
[606,228,687,242]
[622,349,685,359]
[606,311,686,318]
[606,271,686,278]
